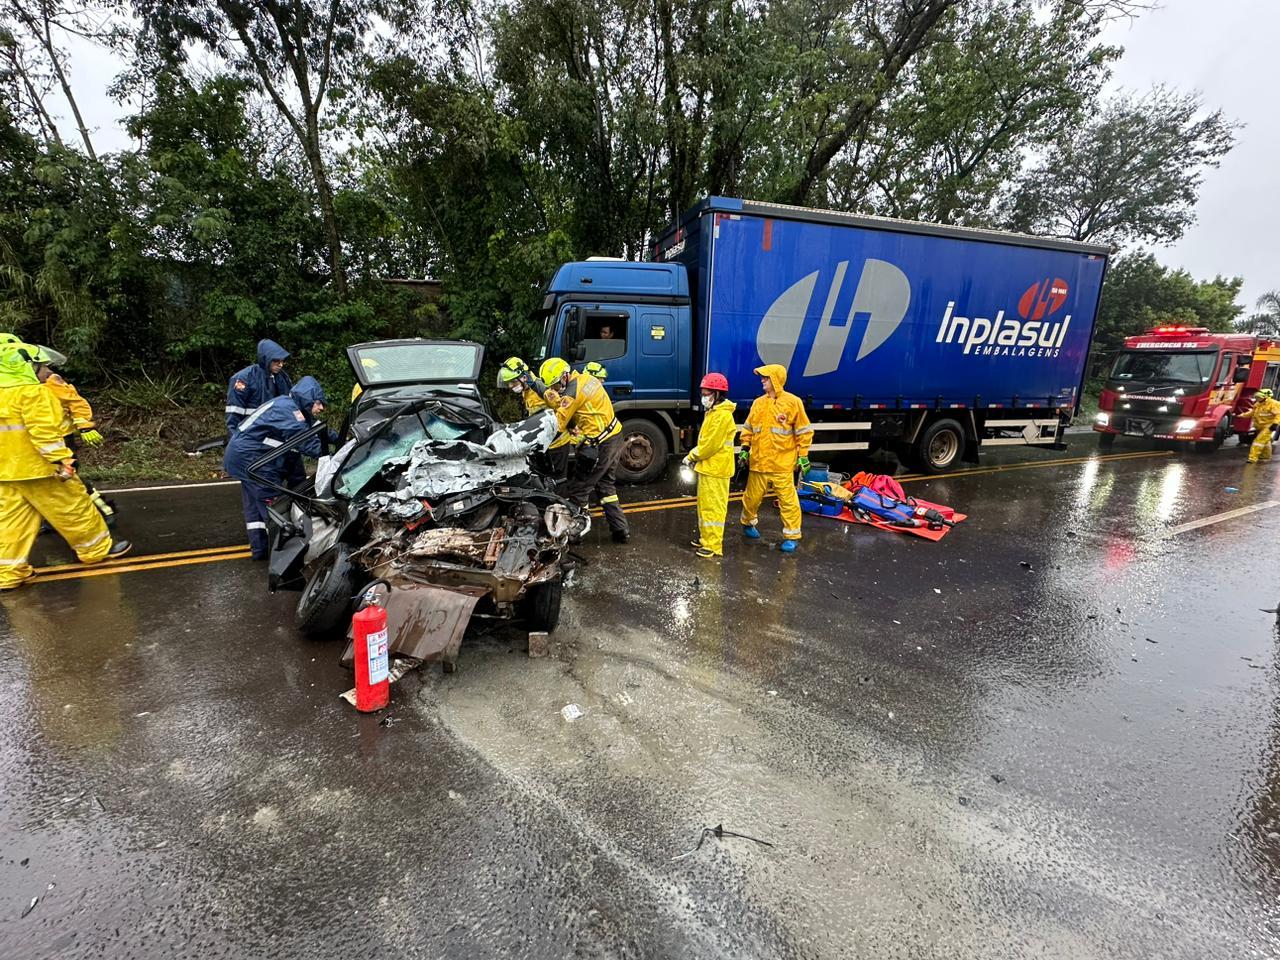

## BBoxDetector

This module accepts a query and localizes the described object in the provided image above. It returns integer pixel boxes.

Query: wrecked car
[248,339,586,667]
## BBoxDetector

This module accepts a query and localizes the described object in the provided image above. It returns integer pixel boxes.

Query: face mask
[701,394,715,409]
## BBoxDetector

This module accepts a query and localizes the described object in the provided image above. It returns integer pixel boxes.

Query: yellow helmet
[584,361,608,381]
[1258,388,1275,400]
[497,356,529,384]
[539,357,570,385]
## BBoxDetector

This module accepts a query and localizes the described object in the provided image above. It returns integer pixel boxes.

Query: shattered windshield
[336,409,480,498]
[1109,351,1217,387]
[351,342,482,386]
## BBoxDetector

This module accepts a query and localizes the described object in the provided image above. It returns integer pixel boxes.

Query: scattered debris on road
[671,823,774,862]
[561,703,584,722]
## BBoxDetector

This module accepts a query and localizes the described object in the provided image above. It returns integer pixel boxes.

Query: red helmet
[700,372,729,392]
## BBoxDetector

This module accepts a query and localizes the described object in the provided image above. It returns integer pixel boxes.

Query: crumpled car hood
[365,411,557,509]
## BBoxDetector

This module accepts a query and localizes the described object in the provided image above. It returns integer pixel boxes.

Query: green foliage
[1238,292,1280,339]
[1092,252,1244,372]
[0,0,1253,437]
[100,368,200,410]
[1003,87,1237,245]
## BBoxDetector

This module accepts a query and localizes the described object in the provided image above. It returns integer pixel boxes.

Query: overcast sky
[56,0,1278,314]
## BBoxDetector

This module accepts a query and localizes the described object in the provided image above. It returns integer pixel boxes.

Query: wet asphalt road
[2,435,1279,959]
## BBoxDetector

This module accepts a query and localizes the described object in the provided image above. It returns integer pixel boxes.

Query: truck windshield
[1108,350,1217,388]
[531,310,553,363]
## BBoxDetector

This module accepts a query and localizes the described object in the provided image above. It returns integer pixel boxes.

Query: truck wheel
[1097,432,1116,448]
[521,578,563,632]
[614,418,669,484]
[1238,432,1254,447]
[914,418,964,474]
[1197,415,1230,453]
[296,544,358,638]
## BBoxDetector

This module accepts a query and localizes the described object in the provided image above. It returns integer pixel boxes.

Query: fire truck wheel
[1196,415,1230,453]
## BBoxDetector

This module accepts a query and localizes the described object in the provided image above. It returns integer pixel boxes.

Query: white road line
[100,480,240,494]
[1165,500,1280,536]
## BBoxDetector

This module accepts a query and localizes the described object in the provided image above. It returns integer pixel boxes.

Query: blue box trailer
[532,196,1109,481]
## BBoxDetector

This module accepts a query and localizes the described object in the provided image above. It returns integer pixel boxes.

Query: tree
[1238,291,1280,339]
[1091,251,1243,373]
[826,1,1119,225]
[0,0,123,157]
[1002,87,1236,246]
[135,0,388,298]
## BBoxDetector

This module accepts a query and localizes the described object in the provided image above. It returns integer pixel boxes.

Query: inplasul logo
[756,259,911,375]
[936,277,1072,357]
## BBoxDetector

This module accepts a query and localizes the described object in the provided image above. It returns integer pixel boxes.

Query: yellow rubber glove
[80,428,104,446]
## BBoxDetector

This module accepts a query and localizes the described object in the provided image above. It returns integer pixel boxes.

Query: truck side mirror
[1234,365,1250,383]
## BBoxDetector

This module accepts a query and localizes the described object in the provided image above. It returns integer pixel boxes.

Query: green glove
[737,448,750,463]
[797,456,811,474]
[80,428,104,446]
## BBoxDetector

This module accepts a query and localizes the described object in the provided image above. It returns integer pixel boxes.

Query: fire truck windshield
[1108,350,1217,389]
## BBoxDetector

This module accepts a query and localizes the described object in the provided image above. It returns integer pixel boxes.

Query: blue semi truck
[531,196,1109,482]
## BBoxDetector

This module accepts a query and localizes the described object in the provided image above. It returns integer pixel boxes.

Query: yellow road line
[34,550,252,583]
[32,542,248,575]
[31,448,1175,584]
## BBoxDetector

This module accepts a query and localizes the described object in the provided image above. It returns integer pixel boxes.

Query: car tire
[521,578,563,632]
[614,418,669,484]
[1097,432,1116,448]
[296,544,358,638]
[913,418,965,474]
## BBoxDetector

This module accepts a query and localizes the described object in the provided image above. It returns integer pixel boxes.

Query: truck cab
[532,260,693,482]
[1094,326,1276,451]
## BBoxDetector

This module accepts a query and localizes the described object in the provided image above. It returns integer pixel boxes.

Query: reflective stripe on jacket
[554,371,620,443]
[0,382,74,480]
[740,364,812,473]
[691,399,737,479]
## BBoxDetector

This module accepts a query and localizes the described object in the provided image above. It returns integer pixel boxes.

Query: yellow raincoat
[740,364,812,542]
[689,399,737,555]
[0,350,111,588]
[43,373,95,434]
[1245,396,1280,463]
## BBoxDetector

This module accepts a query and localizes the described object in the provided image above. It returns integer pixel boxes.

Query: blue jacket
[223,376,329,483]
[225,339,293,432]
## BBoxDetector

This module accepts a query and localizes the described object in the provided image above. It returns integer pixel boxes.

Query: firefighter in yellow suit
[684,372,736,559]
[27,345,116,523]
[539,357,630,543]
[0,343,129,589]
[739,363,813,553]
[498,357,576,480]
[1245,387,1280,463]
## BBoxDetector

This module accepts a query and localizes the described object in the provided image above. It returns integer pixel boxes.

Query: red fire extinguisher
[352,598,390,712]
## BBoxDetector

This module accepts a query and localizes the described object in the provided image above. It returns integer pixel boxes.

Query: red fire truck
[1093,326,1280,451]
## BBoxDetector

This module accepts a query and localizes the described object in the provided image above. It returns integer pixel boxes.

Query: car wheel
[1097,432,1116,448]
[521,578,563,632]
[296,544,358,638]
[914,418,965,474]
[614,418,669,484]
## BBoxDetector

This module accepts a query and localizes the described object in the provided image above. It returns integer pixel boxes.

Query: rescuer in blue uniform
[225,339,293,433]
[223,377,331,560]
